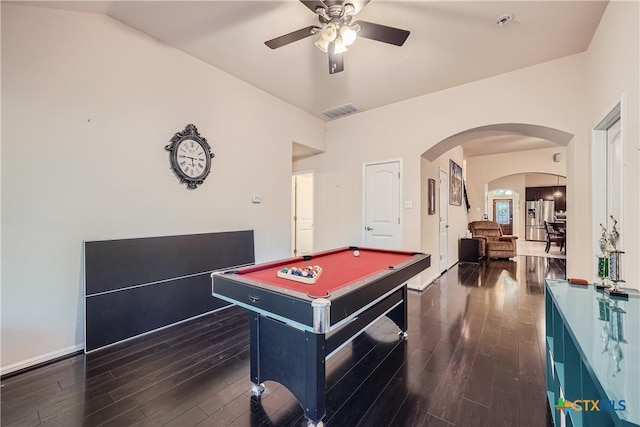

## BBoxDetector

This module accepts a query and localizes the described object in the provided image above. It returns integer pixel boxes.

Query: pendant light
[553,176,563,198]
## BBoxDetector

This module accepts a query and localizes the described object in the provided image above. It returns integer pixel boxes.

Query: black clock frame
[165,124,214,189]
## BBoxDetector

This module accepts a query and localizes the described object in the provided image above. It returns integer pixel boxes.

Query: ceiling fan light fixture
[267,0,411,74]
[315,37,330,53]
[333,38,348,54]
[320,23,337,42]
[340,25,357,46]
[343,3,355,16]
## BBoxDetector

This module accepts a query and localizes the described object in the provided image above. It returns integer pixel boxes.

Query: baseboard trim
[1,345,84,378]
[1,304,240,378]
[408,273,440,292]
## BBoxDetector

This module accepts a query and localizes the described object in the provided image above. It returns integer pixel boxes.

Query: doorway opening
[493,198,513,235]
[439,168,449,273]
[592,100,624,279]
[291,172,314,256]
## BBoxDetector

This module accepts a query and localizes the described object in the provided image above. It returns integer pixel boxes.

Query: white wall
[1,4,325,372]
[296,54,588,282]
[585,0,639,289]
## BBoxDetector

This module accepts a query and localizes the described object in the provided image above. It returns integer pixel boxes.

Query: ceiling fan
[265,0,410,74]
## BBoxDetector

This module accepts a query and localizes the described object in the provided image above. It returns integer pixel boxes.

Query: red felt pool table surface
[236,247,417,297]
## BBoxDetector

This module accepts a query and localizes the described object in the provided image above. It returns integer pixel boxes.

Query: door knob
[365,226,373,231]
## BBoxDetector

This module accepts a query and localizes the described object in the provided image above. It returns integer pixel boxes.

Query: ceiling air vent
[321,103,362,120]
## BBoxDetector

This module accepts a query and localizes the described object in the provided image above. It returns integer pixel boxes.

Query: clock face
[165,124,214,189]
[176,138,209,179]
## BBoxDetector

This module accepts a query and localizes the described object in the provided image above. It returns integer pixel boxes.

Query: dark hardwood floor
[1,255,565,427]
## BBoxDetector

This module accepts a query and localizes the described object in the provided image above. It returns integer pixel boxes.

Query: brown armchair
[468,221,518,259]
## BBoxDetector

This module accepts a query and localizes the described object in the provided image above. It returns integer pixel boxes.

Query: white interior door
[292,173,314,256]
[364,161,401,249]
[606,119,622,237]
[439,169,449,273]
[592,104,622,282]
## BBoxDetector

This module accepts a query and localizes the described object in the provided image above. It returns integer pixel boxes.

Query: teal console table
[545,279,639,427]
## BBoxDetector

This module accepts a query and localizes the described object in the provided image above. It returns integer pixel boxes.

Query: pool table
[211,246,431,426]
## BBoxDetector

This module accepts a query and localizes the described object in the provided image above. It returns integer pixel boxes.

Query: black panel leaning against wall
[84,230,255,352]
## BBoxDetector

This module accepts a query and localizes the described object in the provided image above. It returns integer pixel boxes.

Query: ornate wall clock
[165,124,214,189]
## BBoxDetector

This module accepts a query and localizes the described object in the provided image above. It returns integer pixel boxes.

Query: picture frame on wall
[449,160,463,206]
[428,178,436,215]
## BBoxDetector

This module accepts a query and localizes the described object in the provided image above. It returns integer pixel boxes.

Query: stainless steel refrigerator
[526,200,555,241]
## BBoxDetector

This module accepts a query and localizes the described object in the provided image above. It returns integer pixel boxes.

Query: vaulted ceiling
[22,1,608,156]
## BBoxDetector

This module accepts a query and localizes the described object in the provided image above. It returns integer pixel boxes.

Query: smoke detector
[495,14,514,26]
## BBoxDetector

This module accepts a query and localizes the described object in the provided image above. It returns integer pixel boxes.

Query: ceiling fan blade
[354,20,410,46]
[300,0,327,13]
[328,46,344,74]
[265,26,320,49]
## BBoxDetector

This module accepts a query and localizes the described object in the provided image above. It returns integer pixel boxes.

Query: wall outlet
[404,200,413,209]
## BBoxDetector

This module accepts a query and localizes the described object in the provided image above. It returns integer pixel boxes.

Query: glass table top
[546,279,639,426]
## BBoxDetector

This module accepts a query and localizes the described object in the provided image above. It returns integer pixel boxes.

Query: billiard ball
[353,250,360,257]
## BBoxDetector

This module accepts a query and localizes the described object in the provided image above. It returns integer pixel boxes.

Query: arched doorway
[420,123,572,279]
